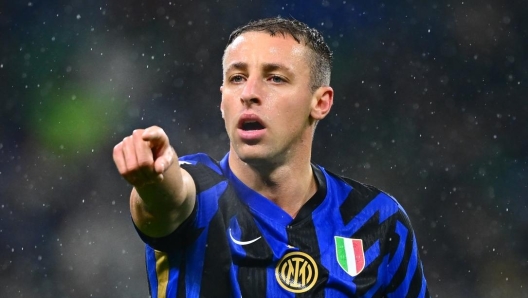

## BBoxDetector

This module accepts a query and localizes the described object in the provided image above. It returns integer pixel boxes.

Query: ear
[310,86,333,120]
[220,85,225,119]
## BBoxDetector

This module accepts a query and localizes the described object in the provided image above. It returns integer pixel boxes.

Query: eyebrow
[263,63,291,74]
[225,62,293,75]
[225,62,248,73]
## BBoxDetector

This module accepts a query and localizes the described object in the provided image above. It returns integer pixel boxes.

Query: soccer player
[113,17,430,297]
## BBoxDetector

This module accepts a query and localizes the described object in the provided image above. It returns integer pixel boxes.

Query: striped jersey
[135,153,429,297]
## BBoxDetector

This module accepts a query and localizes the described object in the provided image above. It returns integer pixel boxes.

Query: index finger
[142,126,168,149]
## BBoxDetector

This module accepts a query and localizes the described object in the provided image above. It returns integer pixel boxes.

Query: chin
[233,147,286,169]
[233,145,269,164]
[235,150,265,163]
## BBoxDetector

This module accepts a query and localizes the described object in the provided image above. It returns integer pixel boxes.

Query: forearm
[130,163,196,238]
[113,126,197,238]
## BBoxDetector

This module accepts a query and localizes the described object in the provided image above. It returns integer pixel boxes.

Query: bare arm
[112,126,196,238]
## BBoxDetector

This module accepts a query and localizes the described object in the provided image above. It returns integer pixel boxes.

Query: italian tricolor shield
[335,236,365,276]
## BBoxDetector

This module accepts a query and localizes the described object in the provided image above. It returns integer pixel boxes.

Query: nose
[240,76,261,106]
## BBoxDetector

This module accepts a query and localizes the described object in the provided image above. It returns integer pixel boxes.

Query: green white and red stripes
[335,236,365,277]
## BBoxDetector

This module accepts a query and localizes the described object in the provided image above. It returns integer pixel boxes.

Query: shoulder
[179,153,222,172]
[179,153,226,193]
[330,170,383,201]
[322,167,407,224]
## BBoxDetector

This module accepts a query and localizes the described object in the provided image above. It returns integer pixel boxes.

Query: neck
[228,150,316,218]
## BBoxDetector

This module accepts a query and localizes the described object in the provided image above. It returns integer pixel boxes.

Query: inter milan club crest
[334,236,365,277]
[275,251,318,293]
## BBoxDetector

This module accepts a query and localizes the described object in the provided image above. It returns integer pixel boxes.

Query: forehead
[223,31,310,68]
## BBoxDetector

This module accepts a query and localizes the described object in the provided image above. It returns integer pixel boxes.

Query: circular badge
[275,251,318,293]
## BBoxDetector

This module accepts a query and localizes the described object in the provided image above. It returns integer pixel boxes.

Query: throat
[228,153,318,218]
[259,174,318,219]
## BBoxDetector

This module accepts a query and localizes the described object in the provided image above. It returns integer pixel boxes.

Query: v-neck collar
[219,154,327,226]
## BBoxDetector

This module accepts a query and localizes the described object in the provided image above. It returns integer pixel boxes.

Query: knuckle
[137,159,152,169]
[112,143,122,154]
[122,136,131,144]
[132,129,144,137]
[119,168,133,178]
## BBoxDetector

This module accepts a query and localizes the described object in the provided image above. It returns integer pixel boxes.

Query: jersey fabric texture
[135,153,429,298]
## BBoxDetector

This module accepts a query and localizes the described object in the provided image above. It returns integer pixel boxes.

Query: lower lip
[237,128,266,142]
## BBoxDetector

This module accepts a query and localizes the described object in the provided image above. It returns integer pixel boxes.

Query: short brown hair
[225,17,333,92]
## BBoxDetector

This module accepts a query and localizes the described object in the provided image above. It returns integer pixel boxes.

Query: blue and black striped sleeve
[385,205,430,298]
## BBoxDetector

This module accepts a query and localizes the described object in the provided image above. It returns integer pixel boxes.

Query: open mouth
[241,120,265,131]
[237,116,266,142]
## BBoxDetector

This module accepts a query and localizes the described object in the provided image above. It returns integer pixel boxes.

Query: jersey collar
[219,153,327,225]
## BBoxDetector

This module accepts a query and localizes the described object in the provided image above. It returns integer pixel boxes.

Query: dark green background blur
[1,1,527,297]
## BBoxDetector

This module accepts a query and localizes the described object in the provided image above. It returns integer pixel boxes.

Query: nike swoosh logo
[229,228,262,246]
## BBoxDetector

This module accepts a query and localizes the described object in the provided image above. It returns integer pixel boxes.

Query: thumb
[153,146,175,174]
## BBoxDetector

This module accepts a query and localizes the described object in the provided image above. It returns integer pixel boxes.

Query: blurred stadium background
[1,0,527,297]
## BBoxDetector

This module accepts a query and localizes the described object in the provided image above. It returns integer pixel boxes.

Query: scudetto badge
[275,251,318,293]
[335,236,365,276]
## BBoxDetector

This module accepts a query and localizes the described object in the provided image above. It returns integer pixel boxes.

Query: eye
[230,75,245,83]
[269,75,285,83]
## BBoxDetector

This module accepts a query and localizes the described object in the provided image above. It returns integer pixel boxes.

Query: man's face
[220,31,321,165]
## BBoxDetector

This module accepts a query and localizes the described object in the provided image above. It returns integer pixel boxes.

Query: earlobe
[311,87,334,120]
